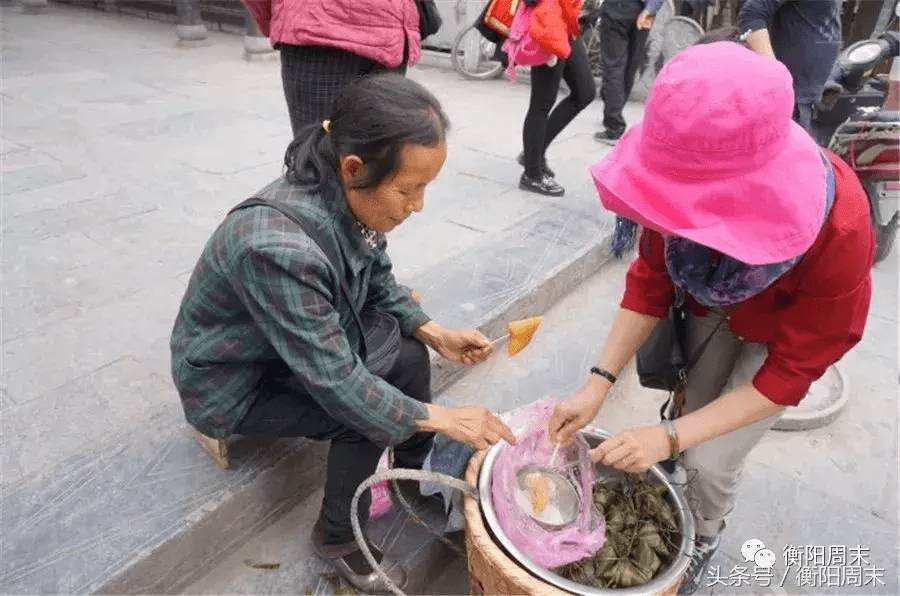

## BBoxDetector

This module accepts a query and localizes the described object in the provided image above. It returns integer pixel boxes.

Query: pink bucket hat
[589,42,828,265]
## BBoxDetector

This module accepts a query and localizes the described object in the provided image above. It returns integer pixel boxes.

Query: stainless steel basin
[478,428,695,595]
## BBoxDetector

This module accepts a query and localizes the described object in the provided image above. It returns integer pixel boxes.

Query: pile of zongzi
[556,475,679,589]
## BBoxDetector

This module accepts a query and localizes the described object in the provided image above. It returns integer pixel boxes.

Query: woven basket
[463,450,682,596]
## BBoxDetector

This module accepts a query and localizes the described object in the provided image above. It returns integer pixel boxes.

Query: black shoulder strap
[681,289,725,373]
[672,286,724,374]
[685,315,724,371]
[229,197,369,359]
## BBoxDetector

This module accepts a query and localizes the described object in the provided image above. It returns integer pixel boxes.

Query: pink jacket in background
[502,2,556,82]
[242,0,422,68]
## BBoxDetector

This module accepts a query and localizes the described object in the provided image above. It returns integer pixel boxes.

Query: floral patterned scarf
[665,152,835,307]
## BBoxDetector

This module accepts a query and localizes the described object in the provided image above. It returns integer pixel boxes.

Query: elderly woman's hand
[442,328,493,365]
[419,404,517,450]
[589,426,670,474]
[414,321,493,365]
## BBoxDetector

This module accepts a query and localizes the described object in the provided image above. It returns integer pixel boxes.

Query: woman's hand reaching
[419,404,517,450]
[547,378,608,446]
[441,328,493,365]
[636,9,655,30]
[590,426,670,473]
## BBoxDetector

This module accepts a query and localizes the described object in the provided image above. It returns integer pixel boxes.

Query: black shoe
[593,129,623,146]
[516,152,555,178]
[519,172,565,197]
[312,516,407,594]
[678,533,722,595]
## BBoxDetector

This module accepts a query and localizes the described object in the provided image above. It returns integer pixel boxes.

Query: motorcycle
[812,5,900,264]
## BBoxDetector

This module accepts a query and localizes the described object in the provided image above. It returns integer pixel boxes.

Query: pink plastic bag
[502,2,556,82]
[369,451,393,520]
[491,399,606,569]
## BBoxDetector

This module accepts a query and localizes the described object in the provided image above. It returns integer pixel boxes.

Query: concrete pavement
[1,3,642,593]
[438,255,900,596]
[187,250,899,595]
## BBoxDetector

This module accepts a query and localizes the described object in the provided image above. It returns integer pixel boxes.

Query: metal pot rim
[478,427,695,595]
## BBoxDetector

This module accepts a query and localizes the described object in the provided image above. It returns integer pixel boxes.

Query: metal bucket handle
[350,467,479,596]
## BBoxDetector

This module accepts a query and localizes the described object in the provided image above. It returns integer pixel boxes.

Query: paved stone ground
[4,3,898,595]
[1,3,644,594]
[1,2,640,491]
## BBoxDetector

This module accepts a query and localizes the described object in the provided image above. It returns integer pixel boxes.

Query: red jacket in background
[530,0,582,59]
[621,151,875,407]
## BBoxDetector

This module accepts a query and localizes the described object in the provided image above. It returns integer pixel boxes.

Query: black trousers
[279,44,406,138]
[522,38,596,177]
[599,0,649,137]
[235,337,434,546]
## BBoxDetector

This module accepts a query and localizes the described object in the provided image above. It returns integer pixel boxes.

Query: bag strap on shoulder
[229,197,369,360]
[684,310,724,372]
[666,287,725,420]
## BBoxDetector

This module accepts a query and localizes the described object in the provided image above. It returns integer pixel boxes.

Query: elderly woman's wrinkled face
[342,141,447,233]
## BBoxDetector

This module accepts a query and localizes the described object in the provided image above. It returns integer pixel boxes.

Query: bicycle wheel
[451,22,505,81]
[660,16,704,61]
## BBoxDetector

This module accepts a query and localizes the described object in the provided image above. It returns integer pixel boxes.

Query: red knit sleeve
[621,229,676,319]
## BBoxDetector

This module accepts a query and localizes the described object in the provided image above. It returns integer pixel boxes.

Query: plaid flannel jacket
[170,177,431,444]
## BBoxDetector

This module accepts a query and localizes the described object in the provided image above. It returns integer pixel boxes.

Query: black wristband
[590,366,617,384]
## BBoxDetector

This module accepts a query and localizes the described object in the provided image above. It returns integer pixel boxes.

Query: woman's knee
[681,440,745,496]
[527,92,556,119]
[574,83,597,110]
[403,335,430,369]
[389,337,432,403]
[529,70,563,114]
[566,45,598,109]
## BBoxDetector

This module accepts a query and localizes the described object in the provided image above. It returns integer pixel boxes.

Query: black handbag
[475,0,510,44]
[229,198,402,377]
[415,0,443,40]
[636,288,690,393]
[636,287,723,404]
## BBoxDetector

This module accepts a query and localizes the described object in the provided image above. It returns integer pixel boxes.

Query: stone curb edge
[429,232,615,396]
[772,363,849,432]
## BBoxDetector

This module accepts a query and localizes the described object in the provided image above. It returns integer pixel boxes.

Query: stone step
[184,485,467,595]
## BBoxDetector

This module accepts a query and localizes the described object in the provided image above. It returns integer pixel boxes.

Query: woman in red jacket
[548,42,873,594]
[517,0,596,196]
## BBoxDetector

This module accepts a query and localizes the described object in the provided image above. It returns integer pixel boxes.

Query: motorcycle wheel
[864,179,899,264]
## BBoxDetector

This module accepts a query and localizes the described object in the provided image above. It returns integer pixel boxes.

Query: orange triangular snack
[507,316,543,356]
